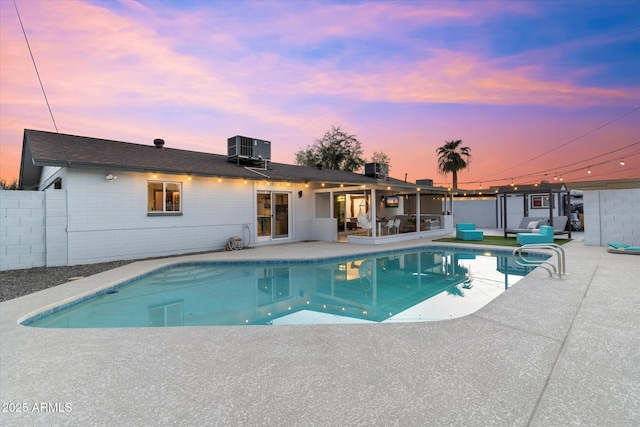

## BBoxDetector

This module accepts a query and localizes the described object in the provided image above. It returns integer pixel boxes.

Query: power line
[477,106,640,182]
[13,0,59,133]
[438,141,640,187]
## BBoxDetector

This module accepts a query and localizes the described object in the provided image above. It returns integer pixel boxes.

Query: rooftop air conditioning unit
[416,179,434,187]
[227,136,271,164]
[364,162,388,180]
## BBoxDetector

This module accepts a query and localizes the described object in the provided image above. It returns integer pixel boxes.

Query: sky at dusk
[1,0,639,189]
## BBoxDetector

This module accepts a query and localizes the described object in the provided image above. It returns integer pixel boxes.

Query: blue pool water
[24,247,543,328]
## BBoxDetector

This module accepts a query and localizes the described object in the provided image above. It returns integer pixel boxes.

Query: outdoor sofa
[505,216,569,236]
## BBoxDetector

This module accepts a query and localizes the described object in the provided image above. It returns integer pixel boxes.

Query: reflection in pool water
[25,247,541,328]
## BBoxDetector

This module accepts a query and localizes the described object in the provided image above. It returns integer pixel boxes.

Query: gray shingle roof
[20,130,435,192]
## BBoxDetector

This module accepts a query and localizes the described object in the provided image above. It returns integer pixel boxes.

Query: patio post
[371,188,377,237]
[416,189,421,231]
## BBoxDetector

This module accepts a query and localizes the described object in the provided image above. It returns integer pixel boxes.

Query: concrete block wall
[0,189,68,271]
[584,188,640,246]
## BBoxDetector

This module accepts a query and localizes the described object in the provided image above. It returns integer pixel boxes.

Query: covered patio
[312,177,455,244]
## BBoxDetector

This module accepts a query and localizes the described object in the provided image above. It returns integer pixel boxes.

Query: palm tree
[436,139,471,189]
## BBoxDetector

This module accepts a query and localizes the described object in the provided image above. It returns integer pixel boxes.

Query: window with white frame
[148,181,181,213]
[531,195,552,209]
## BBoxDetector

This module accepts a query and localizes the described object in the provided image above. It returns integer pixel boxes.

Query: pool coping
[2,238,639,426]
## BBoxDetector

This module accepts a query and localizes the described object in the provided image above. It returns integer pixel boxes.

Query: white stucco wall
[453,198,496,227]
[583,188,640,246]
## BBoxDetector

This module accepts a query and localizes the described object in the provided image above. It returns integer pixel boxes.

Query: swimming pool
[23,247,542,328]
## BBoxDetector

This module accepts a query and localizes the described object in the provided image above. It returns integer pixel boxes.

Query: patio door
[257,191,290,241]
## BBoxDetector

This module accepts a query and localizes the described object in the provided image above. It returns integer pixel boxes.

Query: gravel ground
[0,260,136,302]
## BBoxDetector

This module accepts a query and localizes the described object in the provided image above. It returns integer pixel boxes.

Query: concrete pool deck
[1,236,639,426]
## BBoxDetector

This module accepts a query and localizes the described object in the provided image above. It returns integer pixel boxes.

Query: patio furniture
[607,242,640,255]
[505,217,546,236]
[393,215,414,233]
[382,219,396,235]
[456,223,484,241]
[357,210,373,236]
[506,216,569,237]
[550,216,569,235]
[516,225,554,245]
[392,218,401,234]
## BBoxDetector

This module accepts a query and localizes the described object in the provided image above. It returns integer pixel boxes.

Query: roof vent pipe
[317,163,323,170]
[154,138,165,148]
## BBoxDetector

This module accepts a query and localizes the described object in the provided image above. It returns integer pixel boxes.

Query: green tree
[295,125,365,172]
[0,178,19,190]
[370,151,391,170]
[436,139,471,189]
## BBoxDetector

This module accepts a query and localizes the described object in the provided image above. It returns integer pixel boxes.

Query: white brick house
[2,130,451,270]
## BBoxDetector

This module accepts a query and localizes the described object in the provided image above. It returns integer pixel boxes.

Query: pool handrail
[512,243,567,279]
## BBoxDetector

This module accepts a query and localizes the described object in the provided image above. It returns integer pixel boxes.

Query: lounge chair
[607,242,640,255]
[456,223,483,241]
[516,225,554,245]
[505,217,546,236]
[550,216,569,235]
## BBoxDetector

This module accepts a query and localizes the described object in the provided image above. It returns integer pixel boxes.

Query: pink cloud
[1,0,637,188]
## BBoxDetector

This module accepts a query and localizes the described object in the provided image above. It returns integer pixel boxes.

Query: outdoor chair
[456,223,484,241]
[392,218,401,234]
[516,225,554,245]
[382,219,396,235]
[357,212,373,236]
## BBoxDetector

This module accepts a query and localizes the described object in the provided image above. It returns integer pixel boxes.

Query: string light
[459,141,640,188]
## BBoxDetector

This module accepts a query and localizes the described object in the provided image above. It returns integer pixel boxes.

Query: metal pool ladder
[512,243,567,279]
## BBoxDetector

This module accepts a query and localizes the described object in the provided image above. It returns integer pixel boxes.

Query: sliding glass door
[257,191,289,240]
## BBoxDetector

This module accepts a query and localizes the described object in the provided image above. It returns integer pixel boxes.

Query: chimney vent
[153,138,165,148]
[317,163,323,170]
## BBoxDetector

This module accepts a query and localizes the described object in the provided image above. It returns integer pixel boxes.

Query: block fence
[0,189,68,271]
[584,188,640,247]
